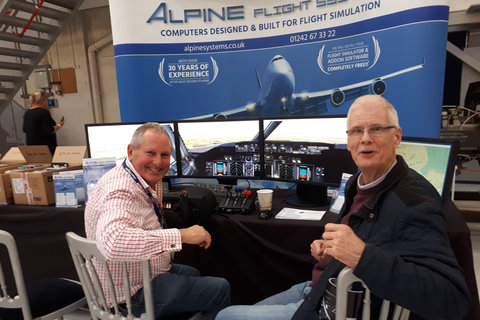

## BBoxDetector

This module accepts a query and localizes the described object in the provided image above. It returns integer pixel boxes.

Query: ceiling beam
[447,41,480,74]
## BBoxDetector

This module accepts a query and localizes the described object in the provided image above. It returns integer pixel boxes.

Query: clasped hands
[310,223,366,269]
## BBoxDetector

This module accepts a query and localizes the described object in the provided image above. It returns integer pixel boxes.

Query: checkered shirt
[84,159,182,306]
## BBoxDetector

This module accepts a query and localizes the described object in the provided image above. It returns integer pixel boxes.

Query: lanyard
[122,160,166,228]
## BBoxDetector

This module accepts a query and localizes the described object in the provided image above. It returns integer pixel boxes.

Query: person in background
[85,122,230,320]
[216,95,470,320]
[22,91,64,155]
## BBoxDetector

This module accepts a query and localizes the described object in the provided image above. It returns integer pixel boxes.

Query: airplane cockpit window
[263,117,356,184]
[177,120,261,178]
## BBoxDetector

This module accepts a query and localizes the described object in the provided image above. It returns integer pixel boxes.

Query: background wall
[1,1,480,153]
[450,0,479,12]
[0,4,120,153]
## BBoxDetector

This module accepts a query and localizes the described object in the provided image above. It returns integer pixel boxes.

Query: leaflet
[275,207,326,221]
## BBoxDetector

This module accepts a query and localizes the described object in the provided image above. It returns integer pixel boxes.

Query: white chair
[0,229,86,320]
[335,267,410,320]
[66,231,202,320]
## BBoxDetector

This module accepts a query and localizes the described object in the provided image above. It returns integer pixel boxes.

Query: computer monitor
[84,122,179,177]
[262,116,358,206]
[176,119,262,183]
[396,136,459,202]
[464,81,480,111]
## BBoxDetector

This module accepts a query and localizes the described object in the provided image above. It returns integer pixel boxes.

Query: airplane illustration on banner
[189,54,424,120]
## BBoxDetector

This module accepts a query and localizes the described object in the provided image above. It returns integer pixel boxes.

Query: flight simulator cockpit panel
[176,120,262,179]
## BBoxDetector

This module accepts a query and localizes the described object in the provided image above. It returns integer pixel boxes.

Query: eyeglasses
[346,126,396,137]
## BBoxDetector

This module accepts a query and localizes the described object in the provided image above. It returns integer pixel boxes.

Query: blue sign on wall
[109,0,449,138]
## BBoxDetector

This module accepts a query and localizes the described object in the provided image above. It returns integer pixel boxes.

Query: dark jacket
[293,156,470,320]
[23,107,57,155]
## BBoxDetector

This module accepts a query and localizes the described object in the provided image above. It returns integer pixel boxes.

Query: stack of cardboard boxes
[0,145,121,207]
[0,145,86,206]
[0,147,27,204]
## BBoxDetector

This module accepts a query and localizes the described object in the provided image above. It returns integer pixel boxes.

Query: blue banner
[109,0,449,138]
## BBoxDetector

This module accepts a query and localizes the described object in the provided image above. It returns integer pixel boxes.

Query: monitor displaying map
[396,137,459,201]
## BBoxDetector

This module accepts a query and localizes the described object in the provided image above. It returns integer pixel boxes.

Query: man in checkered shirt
[85,122,231,319]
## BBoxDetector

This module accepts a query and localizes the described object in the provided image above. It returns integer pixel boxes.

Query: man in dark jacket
[215,95,470,320]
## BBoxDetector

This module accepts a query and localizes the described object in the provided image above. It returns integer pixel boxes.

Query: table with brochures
[0,189,478,319]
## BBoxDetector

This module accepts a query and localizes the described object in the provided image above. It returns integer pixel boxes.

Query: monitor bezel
[261,114,350,145]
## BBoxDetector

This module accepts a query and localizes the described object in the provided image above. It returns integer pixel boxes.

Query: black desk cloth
[0,189,478,319]
[0,205,85,298]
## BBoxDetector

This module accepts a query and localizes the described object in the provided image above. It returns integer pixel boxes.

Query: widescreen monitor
[85,122,178,177]
[176,119,262,182]
[262,116,358,206]
[396,136,459,202]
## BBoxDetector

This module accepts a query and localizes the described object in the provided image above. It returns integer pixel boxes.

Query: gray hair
[130,122,172,150]
[347,95,399,127]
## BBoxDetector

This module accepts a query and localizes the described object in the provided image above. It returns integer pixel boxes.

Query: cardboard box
[1,147,27,166]
[53,170,84,208]
[0,170,13,205]
[0,164,52,205]
[10,146,86,206]
[13,145,53,163]
[0,146,51,205]
[0,149,23,204]
[51,146,87,169]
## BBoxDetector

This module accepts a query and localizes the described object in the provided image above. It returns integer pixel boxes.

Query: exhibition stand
[0,189,478,319]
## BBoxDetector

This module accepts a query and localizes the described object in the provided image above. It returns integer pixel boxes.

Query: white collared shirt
[358,159,398,190]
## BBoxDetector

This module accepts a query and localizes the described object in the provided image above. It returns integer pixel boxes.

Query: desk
[0,190,478,319]
[173,189,336,305]
[0,204,85,292]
